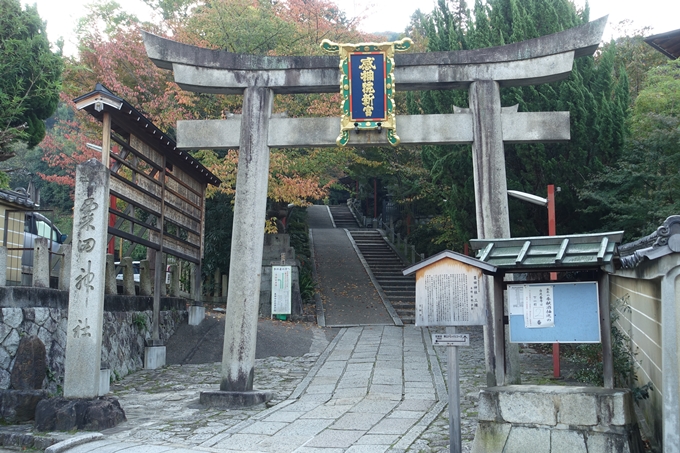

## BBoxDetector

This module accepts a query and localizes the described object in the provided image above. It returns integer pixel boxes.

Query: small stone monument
[0,335,49,424]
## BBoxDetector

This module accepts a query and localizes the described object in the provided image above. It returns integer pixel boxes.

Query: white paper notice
[507,285,525,316]
[523,285,554,328]
[417,271,486,326]
[271,266,292,315]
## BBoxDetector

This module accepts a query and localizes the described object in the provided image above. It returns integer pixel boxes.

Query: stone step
[365,263,405,269]
[388,298,415,305]
[380,279,416,288]
[382,290,415,296]
[372,270,407,276]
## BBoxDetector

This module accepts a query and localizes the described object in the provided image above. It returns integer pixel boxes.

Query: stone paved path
[52,324,569,453]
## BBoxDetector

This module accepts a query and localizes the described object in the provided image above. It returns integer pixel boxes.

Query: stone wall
[0,287,186,394]
[472,385,643,453]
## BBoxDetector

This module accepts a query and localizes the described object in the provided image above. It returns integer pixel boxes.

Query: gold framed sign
[321,38,412,147]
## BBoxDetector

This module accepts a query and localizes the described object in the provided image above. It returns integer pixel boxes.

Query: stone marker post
[0,246,6,286]
[33,237,50,288]
[58,244,72,291]
[63,159,109,399]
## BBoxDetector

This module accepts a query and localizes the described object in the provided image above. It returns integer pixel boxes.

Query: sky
[22,0,680,57]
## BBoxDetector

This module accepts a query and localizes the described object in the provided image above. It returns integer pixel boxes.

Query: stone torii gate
[143,17,606,404]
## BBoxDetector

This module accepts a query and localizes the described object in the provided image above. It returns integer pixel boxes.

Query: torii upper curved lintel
[142,16,606,94]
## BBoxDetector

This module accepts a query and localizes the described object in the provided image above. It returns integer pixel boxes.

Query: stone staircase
[328,205,360,228]
[349,230,416,324]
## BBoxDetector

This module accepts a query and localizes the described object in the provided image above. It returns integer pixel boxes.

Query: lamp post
[507,184,560,378]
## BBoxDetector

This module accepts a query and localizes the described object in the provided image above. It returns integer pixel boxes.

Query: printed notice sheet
[523,285,554,328]
[416,272,485,326]
[271,266,292,315]
[507,285,525,316]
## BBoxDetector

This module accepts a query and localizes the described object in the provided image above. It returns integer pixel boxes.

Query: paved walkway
[59,325,445,453]
[48,324,564,453]
[36,206,568,453]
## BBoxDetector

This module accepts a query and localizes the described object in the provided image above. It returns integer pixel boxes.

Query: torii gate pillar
[201,86,275,406]
[469,80,520,385]
[221,87,273,392]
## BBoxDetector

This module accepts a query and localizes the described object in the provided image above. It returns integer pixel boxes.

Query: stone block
[200,390,273,408]
[64,160,109,400]
[2,308,23,329]
[10,335,46,390]
[34,396,126,432]
[139,259,152,296]
[470,421,511,453]
[503,426,551,453]
[551,429,587,453]
[144,345,166,369]
[478,389,500,421]
[586,432,631,453]
[598,391,631,426]
[0,389,48,423]
[188,305,205,326]
[558,392,598,426]
[99,369,110,396]
[498,388,556,425]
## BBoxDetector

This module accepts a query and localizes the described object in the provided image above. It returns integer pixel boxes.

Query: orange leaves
[200,148,334,205]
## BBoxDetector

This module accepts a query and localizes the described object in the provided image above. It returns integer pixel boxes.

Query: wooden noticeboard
[412,258,487,327]
[508,282,600,343]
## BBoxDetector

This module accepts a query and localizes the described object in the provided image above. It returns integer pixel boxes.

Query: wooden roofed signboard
[403,251,497,327]
[470,232,624,345]
[73,85,221,265]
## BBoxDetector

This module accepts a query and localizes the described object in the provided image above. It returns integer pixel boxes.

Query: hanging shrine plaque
[321,38,412,147]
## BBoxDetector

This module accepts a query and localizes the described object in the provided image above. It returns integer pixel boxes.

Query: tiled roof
[618,215,680,268]
[0,188,37,209]
[470,231,623,271]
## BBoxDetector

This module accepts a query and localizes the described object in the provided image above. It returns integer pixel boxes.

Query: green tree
[405,0,630,251]
[0,0,63,158]
[581,59,680,239]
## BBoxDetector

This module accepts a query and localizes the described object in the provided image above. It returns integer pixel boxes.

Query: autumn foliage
[40,0,379,208]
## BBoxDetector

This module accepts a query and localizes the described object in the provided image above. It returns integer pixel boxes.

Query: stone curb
[308,229,326,327]
[44,433,104,453]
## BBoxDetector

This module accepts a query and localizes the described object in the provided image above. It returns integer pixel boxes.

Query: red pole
[547,184,560,378]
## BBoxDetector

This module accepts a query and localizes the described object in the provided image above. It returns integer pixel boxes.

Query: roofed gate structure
[142,18,607,405]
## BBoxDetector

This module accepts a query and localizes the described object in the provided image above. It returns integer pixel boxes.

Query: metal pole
[447,326,462,453]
